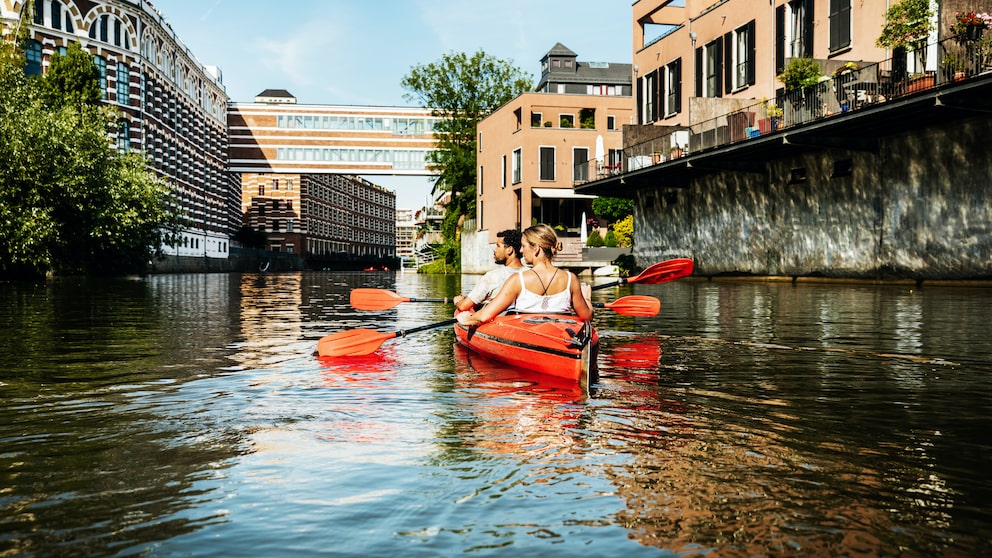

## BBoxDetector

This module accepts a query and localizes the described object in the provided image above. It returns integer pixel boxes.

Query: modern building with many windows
[2,0,237,268]
[228,91,439,267]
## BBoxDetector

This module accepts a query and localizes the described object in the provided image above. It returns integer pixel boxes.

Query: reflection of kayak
[454,313,598,388]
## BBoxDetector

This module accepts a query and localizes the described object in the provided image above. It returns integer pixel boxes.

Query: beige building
[475,45,634,246]
[630,0,889,146]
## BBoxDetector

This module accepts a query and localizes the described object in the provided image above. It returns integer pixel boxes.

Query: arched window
[24,40,43,75]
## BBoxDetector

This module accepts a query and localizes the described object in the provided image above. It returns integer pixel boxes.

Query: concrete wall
[460,230,497,275]
[635,117,992,280]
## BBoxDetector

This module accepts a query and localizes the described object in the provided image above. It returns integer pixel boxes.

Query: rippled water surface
[1,272,990,556]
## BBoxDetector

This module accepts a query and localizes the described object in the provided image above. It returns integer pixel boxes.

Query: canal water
[1,271,990,556]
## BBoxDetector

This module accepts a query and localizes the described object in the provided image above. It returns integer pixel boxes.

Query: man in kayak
[456,224,593,325]
[453,229,525,312]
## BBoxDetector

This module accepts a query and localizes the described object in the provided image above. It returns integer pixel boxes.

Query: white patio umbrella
[581,211,588,244]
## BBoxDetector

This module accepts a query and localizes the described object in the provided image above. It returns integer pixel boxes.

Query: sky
[152,0,634,209]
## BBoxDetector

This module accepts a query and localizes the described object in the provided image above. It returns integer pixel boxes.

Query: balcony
[575,34,992,194]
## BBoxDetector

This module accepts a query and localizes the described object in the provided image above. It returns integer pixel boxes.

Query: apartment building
[228,93,440,266]
[3,0,237,264]
[633,0,888,130]
[475,44,633,244]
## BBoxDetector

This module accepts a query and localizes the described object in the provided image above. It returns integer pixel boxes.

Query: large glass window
[539,147,555,181]
[705,39,722,98]
[731,21,756,91]
[643,71,657,122]
[117,121,130,152]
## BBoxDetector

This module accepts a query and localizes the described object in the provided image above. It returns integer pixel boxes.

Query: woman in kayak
[456,223,593,326]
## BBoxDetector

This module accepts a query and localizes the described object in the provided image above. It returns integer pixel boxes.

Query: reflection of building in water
[232,273,306,369]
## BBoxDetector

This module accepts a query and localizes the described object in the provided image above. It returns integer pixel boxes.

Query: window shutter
[673,59,682,113]
[775,5,785,74]
[695,47,703,97]
[804,0,815,57]
[724,31,733,94]
[714,37,724,98]
[747,20,756,85]
[653,68,662,121]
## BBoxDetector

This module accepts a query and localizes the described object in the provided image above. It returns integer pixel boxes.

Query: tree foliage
[612,214,634,248]
[592,196,634,224]
[0,38,179,279]
[401,50,532,243]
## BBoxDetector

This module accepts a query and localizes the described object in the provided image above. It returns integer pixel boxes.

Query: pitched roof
[256,89,295,98]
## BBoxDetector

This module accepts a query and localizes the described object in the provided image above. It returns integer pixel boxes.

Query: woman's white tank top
[513,269,572,313]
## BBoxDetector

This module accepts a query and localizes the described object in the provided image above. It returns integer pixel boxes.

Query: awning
[531,188,597,200]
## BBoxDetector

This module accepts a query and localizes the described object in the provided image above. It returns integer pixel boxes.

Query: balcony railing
[572,32,991,181]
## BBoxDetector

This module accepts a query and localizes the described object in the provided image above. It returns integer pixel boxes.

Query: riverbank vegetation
[1,28,178,280]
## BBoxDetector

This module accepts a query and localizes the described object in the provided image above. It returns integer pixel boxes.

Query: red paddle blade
[628,258,693,285]
[317,329,398,357]
[350,288,409,311]
[602,295,661,317]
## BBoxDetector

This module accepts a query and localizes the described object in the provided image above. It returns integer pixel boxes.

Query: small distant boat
[454,312,598,389]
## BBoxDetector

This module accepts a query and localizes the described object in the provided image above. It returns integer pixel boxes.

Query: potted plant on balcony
[876,0,934,74]
[764,100,784,130]
[778,57,823,91]
[952,11,991,41]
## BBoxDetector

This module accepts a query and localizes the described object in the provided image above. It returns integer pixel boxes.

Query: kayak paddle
[595,295,661,317]
[591,258,693,291]
[348,259,693,311]
[317,318,458,357]
[319,295,661,357]
[351,288,449,311]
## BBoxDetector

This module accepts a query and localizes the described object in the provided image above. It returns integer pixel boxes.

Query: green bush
[586,229,605,247]
[604,230,618,247]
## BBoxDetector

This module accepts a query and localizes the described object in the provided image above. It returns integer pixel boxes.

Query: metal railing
[572,33,991,180]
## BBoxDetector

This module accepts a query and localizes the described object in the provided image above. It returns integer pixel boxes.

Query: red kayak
[454,312,599,388]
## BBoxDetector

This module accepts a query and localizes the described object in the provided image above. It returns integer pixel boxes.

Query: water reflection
[1,275,990,556]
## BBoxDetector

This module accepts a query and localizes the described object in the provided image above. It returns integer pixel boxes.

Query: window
[789,0,813,58]
[704,38,723,97]
[728,21,756,91]
[33,0,42,24]
[258,183,265,196]
[116,62,129,104]
[93,56,107,99]
[117,120,130,151]
[829,0,852,52]
[559,114,574,128]
[666,59,682,115]
[25,40,42,75]
[512,148,522,184]
[501,155,507,188]
[607,115,616,130]
[539,147,555,181]
[51,1,61,29]
[643,71,657,122]
[573,148,589,182]
[531,112,542,127]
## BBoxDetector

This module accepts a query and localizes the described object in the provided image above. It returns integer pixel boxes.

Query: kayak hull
[454,313,598,388]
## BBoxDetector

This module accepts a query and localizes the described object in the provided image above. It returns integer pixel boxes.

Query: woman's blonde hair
[523,224,563,260]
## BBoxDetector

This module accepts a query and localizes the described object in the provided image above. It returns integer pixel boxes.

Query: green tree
[586,229,605,247]
[402,50,532,251]
[0,37,179,279]
[591,196,634,223]
[39,42,101,108]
